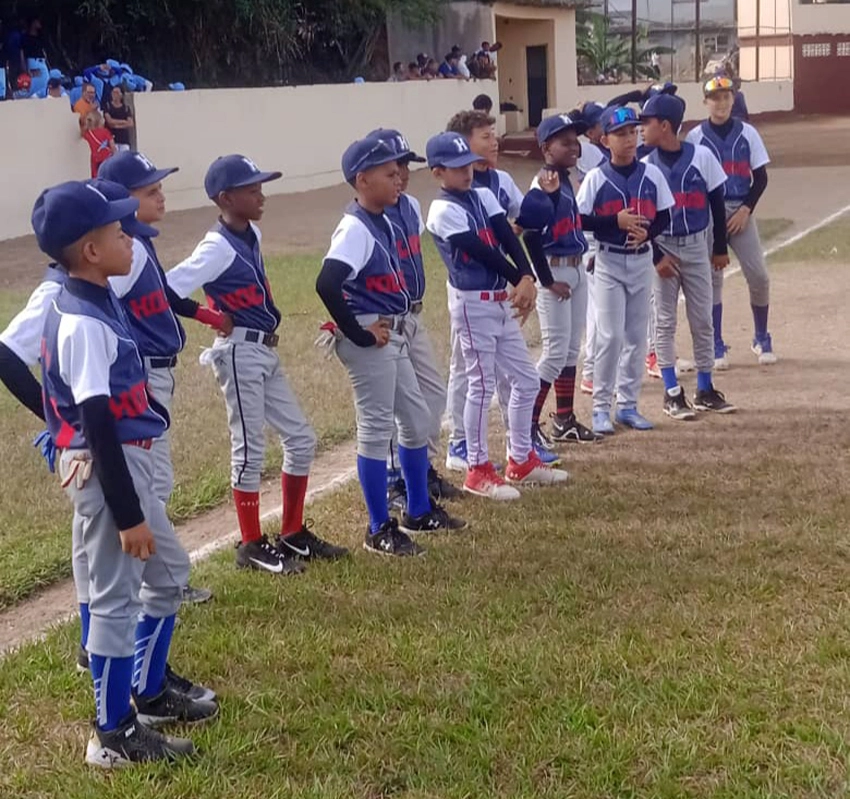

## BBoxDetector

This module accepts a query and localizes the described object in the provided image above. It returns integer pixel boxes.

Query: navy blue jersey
[518,172,588,257]
[385,193,425,302]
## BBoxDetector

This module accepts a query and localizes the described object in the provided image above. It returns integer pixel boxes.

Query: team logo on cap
[84,183,108,203]
[134,153,155,172]
[449,135,470,153]
[242,157,261,173]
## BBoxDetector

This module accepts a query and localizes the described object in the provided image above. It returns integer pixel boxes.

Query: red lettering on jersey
[723,160,751,178]
[109,380,150,420]
[365,273,407,294]
[128,289,169,320]
[397,235,422,260]
[634,199,657,221]
[595,199,625,216]
[551,217,577,239]
[40,338,51,370]
[674,191,707,210]
[49,397,76,448]
[220,285,264,310]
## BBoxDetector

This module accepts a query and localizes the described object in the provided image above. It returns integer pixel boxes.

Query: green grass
[769,217,850,264]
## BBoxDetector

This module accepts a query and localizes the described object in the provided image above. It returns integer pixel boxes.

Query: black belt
[410,301,424,315]
[244,331,280,347]
[599,243,649,256]
[147,356,178,369]
[378,315,406,334]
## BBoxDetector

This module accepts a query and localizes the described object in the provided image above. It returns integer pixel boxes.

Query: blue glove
[33,430,56,474]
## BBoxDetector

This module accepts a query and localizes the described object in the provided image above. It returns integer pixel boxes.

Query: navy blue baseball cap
[601,105,641,134]
[366,128,426,163]
[536,112,589,145]
[97,151,178,189]
[204,155,282,199]
[426,132,485,169]
[342,133,404,182]
[640,93,686,130]
[580,102,606,128]
[646,81,678,101]
[90,179,159,239]
[32,181,139,261]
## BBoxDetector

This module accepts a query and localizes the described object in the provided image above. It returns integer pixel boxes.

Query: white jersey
[577,141,607,179]
[0,278,63,366]
[473,168,524,219]
[576,162,675,217]
[685,121,770,170]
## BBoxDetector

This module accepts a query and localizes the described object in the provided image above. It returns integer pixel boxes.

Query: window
[801,42,831,57]
[839,42,850,56]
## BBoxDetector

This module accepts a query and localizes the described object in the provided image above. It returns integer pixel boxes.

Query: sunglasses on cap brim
[606,107,639,128]
[704,76,734,94]
[350,139,398,176]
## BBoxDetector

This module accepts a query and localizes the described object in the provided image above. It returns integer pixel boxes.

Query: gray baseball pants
[654,231,715,373]
[581,247,597,383]
[709,201,770,307]
[60,444,190,658]
[536,261,589,384]
[592,244,653,414]
[146,363,176,503]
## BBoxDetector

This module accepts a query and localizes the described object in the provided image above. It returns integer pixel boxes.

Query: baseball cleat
[532,442,561,465]
[399,503,468,534]
[550,412,602,443]
[663,386,697,421]
[164,665,217,703]
[85,712,195,768]
[427,466,462,501]
[693,386,737,414]
[387,477,407,513]
[751,334,778,364]
[714,340,730,371]
[235,535,306,576]
[531,423,555,451]
[445,440,469,472]
[505,451,569,486]
[580,378,594,395]
[592,411,615,436]
[133,684,219,727]
[77,645,89,674]
[463,462,521,501]
[277,524,349,562]
[363,518,425,557]
[181,585,213,605]
[615,408,654,430]
[645,351,661,379]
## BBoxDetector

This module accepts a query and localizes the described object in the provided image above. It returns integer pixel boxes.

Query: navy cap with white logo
[342,133,406,182]
[580,101,606,128]
[536,112,589,145]
[204,155,282,199]
[32,181,139,261]
[600,105,641,134]
[97,151,178,189]
[425,132,485,169]
[366,128,426,164]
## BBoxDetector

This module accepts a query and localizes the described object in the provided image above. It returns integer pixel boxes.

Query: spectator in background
[407,62,421,80]
[104,85,134,151]
[44,77,65,99]
[422,58,441,80]
[473,94,493,114]
[438,52,461,79]
[21,15,45,60]
[457,54,471,80]
[82,110,116,178]
[73,83,99,130]
[3,17,26,82]
[388,61,406,82]
[416,53,429,73]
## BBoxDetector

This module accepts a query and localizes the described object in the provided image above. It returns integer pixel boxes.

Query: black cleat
[550,412,602,443]
[663,387,697,421]
[235,535,305,576]
[693,386,737,414]
[85,711,195,768]
[276,523,349,561]
[427,466,462,501]
[165,664,216,702]
[363,518,424,557]
[134,684,219,727]
[532,423,556,451]
[77,645,89,673]
[387,477,408,513]
[181,585,213,604]
[399,503,468,534]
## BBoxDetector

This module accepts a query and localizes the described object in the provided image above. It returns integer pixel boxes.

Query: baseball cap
[646,81,678,100]
[204,155,282,199]
[366,128,426,164]
[342,133,406,182]
[601,106,641,134]
[580,101,606,128]
[536,112,589,145]
[703,75,734,95]
[426,132,485,169]
[90,179,159,239]
[32,181,139,262]
[639,94,686,130]
[97,151,179,190]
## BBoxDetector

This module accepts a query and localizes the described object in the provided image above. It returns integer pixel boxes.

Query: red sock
[280,473,309,536]
[554,366,577,417]
[532,380,551,426]
[233,489,261,544]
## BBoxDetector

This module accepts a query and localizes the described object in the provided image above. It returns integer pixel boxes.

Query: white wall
[792,2,850,35]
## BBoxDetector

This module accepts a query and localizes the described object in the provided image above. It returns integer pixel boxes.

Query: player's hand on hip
[617,208,648,232]
[219,312,235,337]
[365,319,391,348]
[655,254,680,279]
[547,281,571,301]
[510,276,537,324]
[712,253,730,271]
[537,168,560,194]
[120,521,157,561]
[726,206,751,235]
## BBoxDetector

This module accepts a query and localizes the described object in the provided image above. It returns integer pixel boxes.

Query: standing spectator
[21,15,45,60]
[3,17,26,82]
[438,53,461,79]
[82,110,116,178]
[73,83,99,130]
[650,51,661,79]
[104,85,134,150]
[473,93,494,113]
[457,54,471,79]
[388,61,407,82]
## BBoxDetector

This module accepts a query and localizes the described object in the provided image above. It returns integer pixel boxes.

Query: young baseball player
[575,106,675,435]
[640,94,737,418]
[167,155,348,573]
[33,180,218,767]
[316,131,466,557]
[687,75,774,368]
[517,112,601,446]
[426,131,568,499]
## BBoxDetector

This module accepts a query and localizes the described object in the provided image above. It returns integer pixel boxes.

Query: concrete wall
[792,2,850,35]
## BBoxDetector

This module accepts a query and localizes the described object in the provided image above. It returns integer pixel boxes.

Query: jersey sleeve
[695,145,728,192]
[643,163,675,212]
[57,316,118,404]
[323,215,376,278]
[684,126,702,146]
[166,233,235,298]
[517,188,555,232]
[577,143,605,177]
[743,125,770,169]
[407,194,426,235]
[0,280,62,366]
[426,200,474,239]
[108,237,148,299]
[499,171,525,219]
[477,187,507,220]
[575,168,603,215]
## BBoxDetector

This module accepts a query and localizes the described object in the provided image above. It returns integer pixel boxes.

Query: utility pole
[631,0,638,83]
[694,0,701,82]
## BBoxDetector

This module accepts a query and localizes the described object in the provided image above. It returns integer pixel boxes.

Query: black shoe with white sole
[550,412,602,443]
[165,664,217,703]
[235,535,305,576]
[388,477,407,512]
[77,645,89,673]
[277,524,349,562]
[181,585,213,604]
[85,712,195,769]
[363,518,424,557]
[399,503,468,534]
[663,387,697,421]
[428,467,462,501]
[532,423,555,451]
[693,386,736,413]
[133,684,219,727]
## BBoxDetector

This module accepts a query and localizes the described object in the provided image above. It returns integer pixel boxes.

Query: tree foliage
[1,0,447,87]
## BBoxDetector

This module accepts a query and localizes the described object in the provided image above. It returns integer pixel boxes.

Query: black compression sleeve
[0,343,44,420]
[315,259,376,347]
[609,89,645,107]
[709,186,728,256]
[743,166,768,212]
[646,209,671,240]
[580,214,620,236]
[80,396,144,530]
[522,231,554,286]
[165,283,200,318]
[448,231,523,286]
[491,215,534,278]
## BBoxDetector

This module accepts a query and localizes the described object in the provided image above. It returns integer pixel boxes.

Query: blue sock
[660,366,678,392]
[697,371,713,392]
[712,303,723,345]
[398,444,431,518]
[751,304,769,340]
[358,455,391,533]
[133,614,176,698]
[90,654,133,731]
[79,603,90,650]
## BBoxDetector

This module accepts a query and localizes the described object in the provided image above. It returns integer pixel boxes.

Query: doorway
[526,45,548,127]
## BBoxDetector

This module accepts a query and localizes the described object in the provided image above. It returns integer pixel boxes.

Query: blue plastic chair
[69,85,83,107]
[0,68,6,100]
